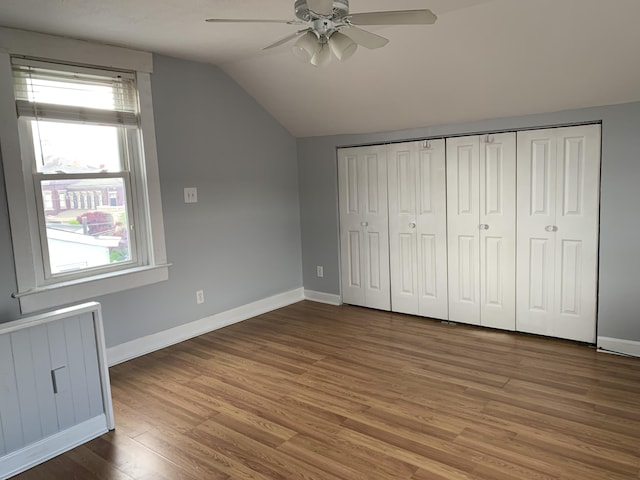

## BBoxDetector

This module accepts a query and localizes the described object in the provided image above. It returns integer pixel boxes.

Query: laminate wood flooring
[13,301,640,479]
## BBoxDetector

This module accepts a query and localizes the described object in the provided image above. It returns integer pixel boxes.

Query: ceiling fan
[206,0,437,66]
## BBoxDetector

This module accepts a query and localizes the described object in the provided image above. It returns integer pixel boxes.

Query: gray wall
[0,54,303,348]
[0,148,19,321]
[298,102,640,343]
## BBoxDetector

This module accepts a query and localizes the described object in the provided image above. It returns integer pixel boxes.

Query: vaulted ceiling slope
[1,0,639,137]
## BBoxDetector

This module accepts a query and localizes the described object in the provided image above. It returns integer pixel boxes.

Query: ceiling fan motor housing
[295,0,349,21]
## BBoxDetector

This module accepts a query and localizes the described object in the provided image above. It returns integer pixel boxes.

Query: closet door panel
[482,236,504,305]
[398,233,416,294]
[479,133,516,330]
[338,146,390,310]
[339,150,366,306]
[516,130,558,336]
[517,125,600,342]
[447,137,481,325]
[389,144,419,314]
[417,140,448,319]
[457,235,478,303]
[389,140,447,318]
[346,230,363,284]
[527,237,554,313]
[420,234,438,300]
[361,149,391,310]
[552,125,600,342]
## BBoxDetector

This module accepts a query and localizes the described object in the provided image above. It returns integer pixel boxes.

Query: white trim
[136,72,168,265]
[91,304,116,430]
[0,414,108,480]
[304,289,342,306]
[0,51,36,294]
[0,27,152,72]
[17,265,169,314]
[0,301,100,333]
[597,337,640,358]
[107,288,305,366]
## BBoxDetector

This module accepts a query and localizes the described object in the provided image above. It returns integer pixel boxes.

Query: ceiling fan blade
[348,9,437,26]
[263,29,310,50]
[205,18,291,24]
[341,26,389,49]
[307,0,334,16]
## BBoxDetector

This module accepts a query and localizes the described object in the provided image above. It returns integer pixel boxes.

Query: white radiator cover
[0,302,114,479]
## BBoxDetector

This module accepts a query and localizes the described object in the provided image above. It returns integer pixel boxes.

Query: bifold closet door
[446,133,516,329]
[388,140,448,319]
[516,125,601,343]
[338,145,391,310]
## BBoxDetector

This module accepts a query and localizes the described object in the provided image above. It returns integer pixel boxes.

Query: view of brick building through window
[41,175,131,274]
[29,118,133,275]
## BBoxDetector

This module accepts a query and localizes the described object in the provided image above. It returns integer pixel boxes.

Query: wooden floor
[14,301,640,480]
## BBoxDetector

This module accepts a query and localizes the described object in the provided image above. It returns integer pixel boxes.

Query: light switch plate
[184,187,198,204]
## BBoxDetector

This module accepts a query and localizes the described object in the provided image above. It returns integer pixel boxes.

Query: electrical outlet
[184,187,198,204]
[316,265,324,278]
[196,290,205,304]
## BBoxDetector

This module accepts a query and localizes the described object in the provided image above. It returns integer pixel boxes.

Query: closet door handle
[545,225,558,232]
[479,224,490,230]
[408,222,416,229]
[360,221,369,227]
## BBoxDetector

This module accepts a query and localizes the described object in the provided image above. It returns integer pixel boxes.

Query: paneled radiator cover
[0,302,114,479]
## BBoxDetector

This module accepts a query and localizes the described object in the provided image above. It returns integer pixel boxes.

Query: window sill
[13,264,171,314]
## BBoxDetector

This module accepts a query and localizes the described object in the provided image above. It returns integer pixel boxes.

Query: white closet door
[388,140,447,319]
[479,133,516,330]
[388,143,419,314]
[416,141,448,319]
[553,125,601,342]
[447,136,481,325]
[517,125,601,342]
[516,130,557,335]
[338,146,391,310]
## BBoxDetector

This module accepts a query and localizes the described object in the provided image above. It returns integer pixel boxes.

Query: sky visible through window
[32,121,121,173]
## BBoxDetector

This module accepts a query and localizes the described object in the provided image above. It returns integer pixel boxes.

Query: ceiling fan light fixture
[310,43,332,67]
[328,31,357,61]
[292,31,320,62]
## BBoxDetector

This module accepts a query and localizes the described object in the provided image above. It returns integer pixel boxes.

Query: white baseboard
[304,289,342,306]
[0,415,108,480]
[597,337,640,358]
[107,288,305,366]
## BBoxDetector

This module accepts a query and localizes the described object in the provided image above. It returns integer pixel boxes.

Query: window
[58,190,67,210]
[0,31,168,314]
[14,60,139,279]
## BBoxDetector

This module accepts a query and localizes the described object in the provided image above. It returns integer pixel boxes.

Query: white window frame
[0,28,169,314]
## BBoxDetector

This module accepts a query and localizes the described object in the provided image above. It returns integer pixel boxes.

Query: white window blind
[12,58,138,127]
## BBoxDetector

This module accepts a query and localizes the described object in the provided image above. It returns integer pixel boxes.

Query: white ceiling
[1,0,639,137]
